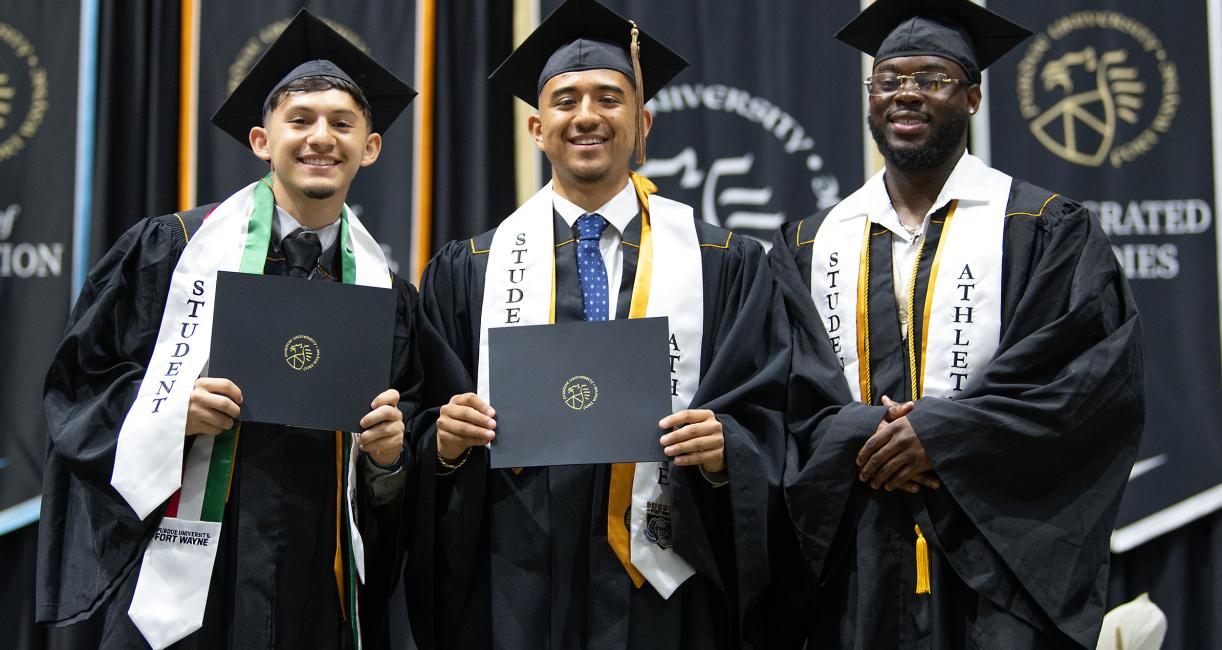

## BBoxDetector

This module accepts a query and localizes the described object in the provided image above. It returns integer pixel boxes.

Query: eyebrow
[283,104,360,118]
[549,83,627,99]
[876,61,953,73]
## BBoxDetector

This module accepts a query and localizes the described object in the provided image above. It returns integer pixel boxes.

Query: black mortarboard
[835,0,1032,84]
[488,0,688,109]
[211,8,416,146]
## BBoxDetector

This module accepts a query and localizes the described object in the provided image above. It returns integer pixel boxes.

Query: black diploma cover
[487,317,672,468]
[209,271,395,432]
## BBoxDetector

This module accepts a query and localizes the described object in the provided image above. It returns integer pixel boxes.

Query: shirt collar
[272,206,340,253]
[837,151,995,241]
[551,180,638,236]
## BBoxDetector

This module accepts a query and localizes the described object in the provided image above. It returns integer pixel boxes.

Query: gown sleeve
[38,215,188,624]
[669,235,795,647]
[906,198,1144,647]
[403,238,492,649]
[356,274,426,646]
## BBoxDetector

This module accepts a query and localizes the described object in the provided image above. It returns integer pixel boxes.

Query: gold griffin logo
[562,375,598,411]
[1017,11,1179,168]
[228,17,371,94]
[0,23,49,163]
[284,334,320,372]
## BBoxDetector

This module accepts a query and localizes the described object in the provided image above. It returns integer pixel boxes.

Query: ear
[640,107,653,141]
[360,132,382,166]
[528,113,545,151]
[249,126,271,161]
[966,84,982,115]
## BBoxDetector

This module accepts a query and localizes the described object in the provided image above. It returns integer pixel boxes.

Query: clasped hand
[856,396,940,493]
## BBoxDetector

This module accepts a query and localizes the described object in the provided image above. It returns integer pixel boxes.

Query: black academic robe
[771,179,1144,649]
[37,204,423,649]
[405,210,791,649]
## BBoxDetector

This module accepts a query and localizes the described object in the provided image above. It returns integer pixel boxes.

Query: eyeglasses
[864,72,963,97]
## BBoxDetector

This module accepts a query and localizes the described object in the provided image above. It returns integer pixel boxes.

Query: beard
[868,109,969,171]
[301,185,338,200]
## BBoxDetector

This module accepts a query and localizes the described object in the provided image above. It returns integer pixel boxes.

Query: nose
[305,117,335,148]
[573,96,600,129]
[893,77,923,100]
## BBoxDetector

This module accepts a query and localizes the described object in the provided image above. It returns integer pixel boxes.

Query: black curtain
[87,0,182,263]
[427,0,517,253]
[1,2,181,647]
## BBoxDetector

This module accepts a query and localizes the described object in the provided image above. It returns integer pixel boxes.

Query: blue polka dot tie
[576,213,610,321]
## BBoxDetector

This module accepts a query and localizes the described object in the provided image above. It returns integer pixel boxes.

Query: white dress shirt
[873,152,996,340]
[550,180,639,319]
[272,206,341,252]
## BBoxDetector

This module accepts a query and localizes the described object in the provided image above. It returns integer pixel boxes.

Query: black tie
[282,228,322,279]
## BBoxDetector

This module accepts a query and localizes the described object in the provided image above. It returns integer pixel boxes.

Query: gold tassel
[914,525,931,594]
[629,20,647,166]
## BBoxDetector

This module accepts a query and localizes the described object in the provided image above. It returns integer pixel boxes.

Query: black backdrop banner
[0,0,78,533]
[88,0,181,261]
[988,0,1222,549]
[195,0,417,276]
[542,0,865,247]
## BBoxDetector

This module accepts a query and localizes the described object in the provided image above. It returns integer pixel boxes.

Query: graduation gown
[771,179,1144,648]
[405,209,791,649]
[37,204,423,649]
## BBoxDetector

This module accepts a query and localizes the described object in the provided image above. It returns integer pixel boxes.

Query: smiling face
[529,67,651,194]
[250,87,381,207]
[866,55,980,171]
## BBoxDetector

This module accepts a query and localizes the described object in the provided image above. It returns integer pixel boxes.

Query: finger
[911,472,941,490]
[451,392,495,418]
[871,452,911,489]
[195,405,235,432]
[856,427,894,468]
[880,395,915,423]
[885,463,926,491]
[197,377,243,404]
[441,403,496,431]
[192,408,235,433]
[360,404,402,430]
[195,390,242,419]
[360,429,403,455]
[664,432,723,458]
[659,409,714,430]
[371,388,400,409]
[859,429,903,481]
[438,416,495,442]
[359,420,403,445]
[674,449,723,467]
[659,420,720,446]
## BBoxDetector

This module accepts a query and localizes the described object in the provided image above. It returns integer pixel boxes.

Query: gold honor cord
[918,203,958,393]
[605,172,659,589]
[903,199,957,596]
[334,432,347,620]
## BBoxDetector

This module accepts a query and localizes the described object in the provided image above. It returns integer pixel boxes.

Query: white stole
[113,180,391,649]
[809,156,1011,400]
[477,182,701,597]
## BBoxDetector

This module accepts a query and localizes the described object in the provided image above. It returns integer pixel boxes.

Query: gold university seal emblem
[0,22,48,163]
[1016,11,1179,168]
[284,334,320,372]
[562,375,598,411]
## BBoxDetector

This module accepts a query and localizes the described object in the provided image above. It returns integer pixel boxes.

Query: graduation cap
[835,0,1032,84]
[489,0,688,164]
[211,8,416,146]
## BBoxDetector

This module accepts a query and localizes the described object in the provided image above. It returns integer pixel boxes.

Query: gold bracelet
[436,446,472,475]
